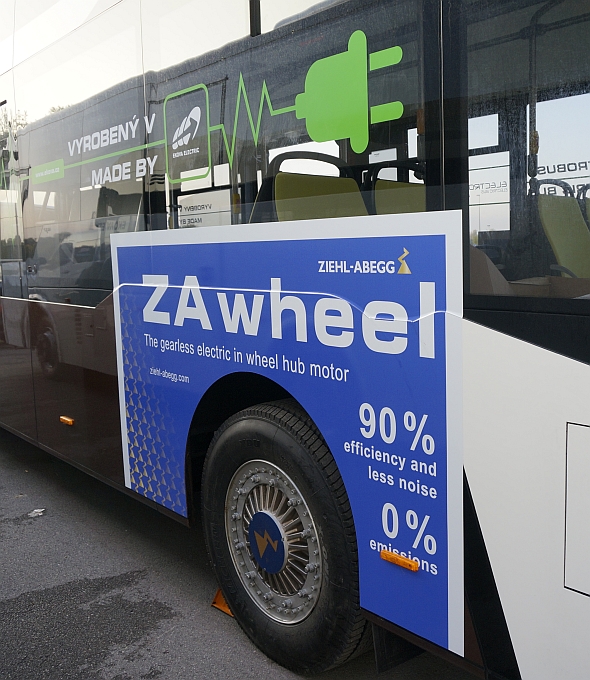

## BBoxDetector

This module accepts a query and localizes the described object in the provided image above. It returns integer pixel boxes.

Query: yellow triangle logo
[397,248,411,274]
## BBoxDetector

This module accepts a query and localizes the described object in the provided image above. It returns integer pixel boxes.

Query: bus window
[141,0,249,73]
[12,0,121,68]
[163,0,431,228]
[261,0,347,33]
[0,75,24,272]
[534,94,590,197]
[466,0,590,299]
[13,0,145,307]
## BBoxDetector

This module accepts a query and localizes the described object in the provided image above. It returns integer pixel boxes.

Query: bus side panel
[463,318,590,680]
[28,297,124,485]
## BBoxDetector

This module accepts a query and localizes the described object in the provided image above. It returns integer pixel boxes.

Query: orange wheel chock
[212,588,234,617]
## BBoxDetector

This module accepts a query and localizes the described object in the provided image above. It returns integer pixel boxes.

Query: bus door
[21,183,128,484]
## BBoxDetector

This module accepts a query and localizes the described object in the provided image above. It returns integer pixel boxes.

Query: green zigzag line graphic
[208,73,296,168]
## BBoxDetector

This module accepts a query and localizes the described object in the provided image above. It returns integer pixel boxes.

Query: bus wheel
[36,327,62,379]
[201,400,369,674]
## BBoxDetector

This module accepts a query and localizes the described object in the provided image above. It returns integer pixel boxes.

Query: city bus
[1,0,589,677]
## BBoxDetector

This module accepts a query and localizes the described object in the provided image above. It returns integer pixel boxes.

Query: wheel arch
[199,396,372,672]
[184,371,293,519]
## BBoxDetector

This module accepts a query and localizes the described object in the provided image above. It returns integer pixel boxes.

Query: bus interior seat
[274,172,368,221]
[367,160,426,215]
[533,179,590,278]
[374,179,426,215]
[470,245,514,296]
[249,153,430,223]
[250,151,367,223]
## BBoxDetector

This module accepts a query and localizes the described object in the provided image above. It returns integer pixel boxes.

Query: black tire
[201,399,370,674]
[36,326,63,379]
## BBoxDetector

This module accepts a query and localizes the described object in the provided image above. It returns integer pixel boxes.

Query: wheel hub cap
[248,511,288,573]
[225,460,323,624]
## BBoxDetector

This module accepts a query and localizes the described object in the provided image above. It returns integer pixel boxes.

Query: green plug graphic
[295,30,404,154]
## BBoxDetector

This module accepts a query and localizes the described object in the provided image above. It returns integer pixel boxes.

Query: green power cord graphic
[295,30,403,154]
[166,30,404,181]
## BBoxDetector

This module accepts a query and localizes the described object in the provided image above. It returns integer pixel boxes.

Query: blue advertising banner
[111,212,463,654]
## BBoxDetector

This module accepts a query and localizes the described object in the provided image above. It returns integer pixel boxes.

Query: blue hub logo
[248,511,287,574]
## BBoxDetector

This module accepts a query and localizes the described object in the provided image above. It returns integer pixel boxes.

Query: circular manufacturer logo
[248,511,287,574]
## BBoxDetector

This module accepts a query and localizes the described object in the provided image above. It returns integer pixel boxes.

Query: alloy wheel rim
[225,459,323,624]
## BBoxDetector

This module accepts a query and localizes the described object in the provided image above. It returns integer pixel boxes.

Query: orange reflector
[380,549,420,572]
[211,588,234,617]
[59,416,75,426]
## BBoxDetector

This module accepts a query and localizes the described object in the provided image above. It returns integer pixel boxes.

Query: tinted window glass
[7,0,438,305]
[150,0,431,231]
[13,0,145,305]
[0,69,25,284]
[466,0,590,300]
[260,0,347,32]
[140,0,249,73]
[13,0,122,69]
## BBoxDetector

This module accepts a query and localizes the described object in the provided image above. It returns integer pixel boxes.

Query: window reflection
[13,1,142,125]
[13,0,144,306]
[467,0,590,299]
[4,0,430,306]
[0,1,15,75]
[13,0,122,69]
[0,72,24,270]
[140,0,249,72]
[261,0,348,33]
[137,0,428,233]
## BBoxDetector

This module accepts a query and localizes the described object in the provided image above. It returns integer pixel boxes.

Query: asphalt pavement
[0,427,475,680]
